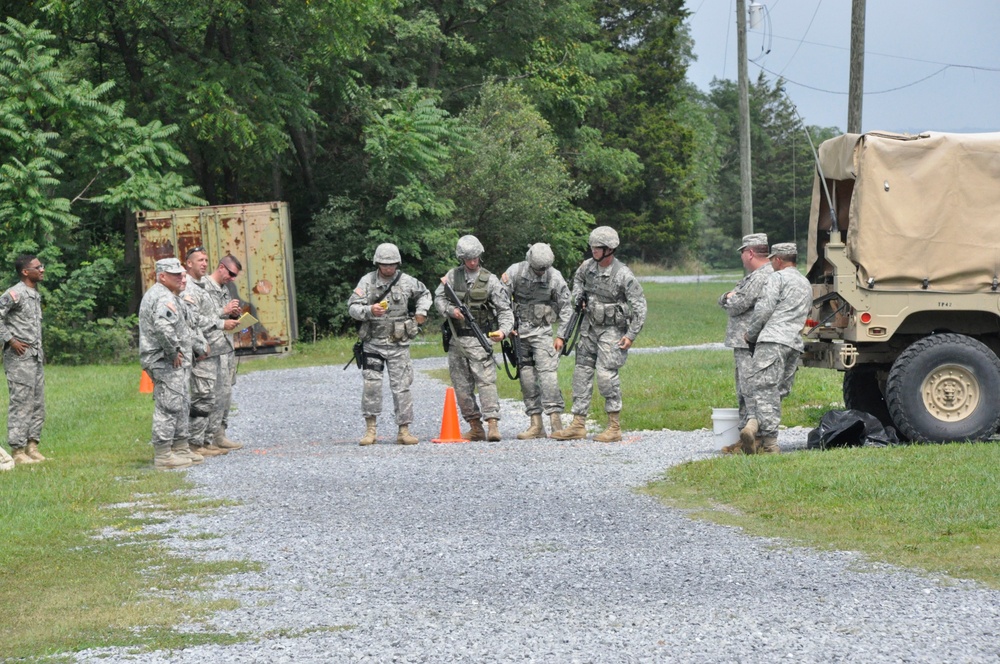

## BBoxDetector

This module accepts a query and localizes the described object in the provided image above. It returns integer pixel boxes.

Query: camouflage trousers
[150,365,190,449]
[448,335,500,422]
[207,351,236,439]
[517,333,564,416]
[744,343,800,437]
[361,340,414,425]
[733,347,754,429]
[189,355,219,446]
[4,349,45,449]
[569,324,628,415]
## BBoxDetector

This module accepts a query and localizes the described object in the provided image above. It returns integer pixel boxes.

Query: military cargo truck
[803,131,1000,442]
[136,202,298,355]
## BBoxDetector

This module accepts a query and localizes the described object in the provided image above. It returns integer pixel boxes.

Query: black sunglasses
[186,246,206,259]
[221,264,238,278]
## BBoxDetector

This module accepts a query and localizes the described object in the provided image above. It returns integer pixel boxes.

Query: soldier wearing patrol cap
[434,235,514,442]
[501,243,573,439]
[348,243,432,445]
[718,233,773,454]
[740,242,811,454]
[552,226,646,443]
[0,254,47,468]
[139,257,208,469]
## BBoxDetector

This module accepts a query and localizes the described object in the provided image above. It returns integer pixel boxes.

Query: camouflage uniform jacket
[139,283,202,371]
[182,275,230,356]
[560,257,647,341]
[719,263,773,349]
[202,277,236,354]
[0,281,43,360]
[348,271,432,345]
[501,262,573,340]
[745,267,812,351]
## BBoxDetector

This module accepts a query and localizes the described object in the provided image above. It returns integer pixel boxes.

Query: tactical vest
[362,271,408,340]
[511,265,555,326]
[450,267,495,329]
[582,258,629,327]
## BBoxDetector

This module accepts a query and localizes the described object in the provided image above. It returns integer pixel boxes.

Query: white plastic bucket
[711,408,740,447]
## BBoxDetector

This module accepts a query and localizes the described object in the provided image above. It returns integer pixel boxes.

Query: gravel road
[75,357,1000,663]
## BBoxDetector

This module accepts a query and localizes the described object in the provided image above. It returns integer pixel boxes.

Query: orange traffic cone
[139,370,154,394]
[432,387,469,444]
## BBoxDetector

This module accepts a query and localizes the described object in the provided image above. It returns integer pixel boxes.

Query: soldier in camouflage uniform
[552,226,647,443]
[501,243,573,439]
[0,254,47,467]
[139,258,208,470]
[434,235,514,442]
[181,248,243,458]
[741,243,812,454]
[202,255,244,451]
[348,243,432,446]
[718,233,773,454]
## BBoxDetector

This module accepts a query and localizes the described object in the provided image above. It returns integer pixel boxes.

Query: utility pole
[848,0,866,133]
[736,0,753,236]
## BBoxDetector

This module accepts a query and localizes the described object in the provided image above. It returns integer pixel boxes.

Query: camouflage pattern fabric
[560,257,646,415]
[502,261,572,416]
[434,268,514,422]
[202,276,238,437]
[0,281,45,450]
[348,270,431,424]
[744,342,800,438]
[745,268,812,351]
[719,262,773,428]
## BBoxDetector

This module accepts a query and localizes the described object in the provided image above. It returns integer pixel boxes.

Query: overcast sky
[684,0,1000,134]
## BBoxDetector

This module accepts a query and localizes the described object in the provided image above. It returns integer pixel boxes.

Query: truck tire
[885,334,1000,442]
[842,365,893,428]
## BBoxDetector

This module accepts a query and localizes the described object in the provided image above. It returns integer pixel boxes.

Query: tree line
[0,1,839,361]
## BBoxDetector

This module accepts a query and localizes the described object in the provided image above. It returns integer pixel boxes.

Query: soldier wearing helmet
[434,234,514,442]
[500,243,573,439]
[552,226,647,443]
[348,242,432,446]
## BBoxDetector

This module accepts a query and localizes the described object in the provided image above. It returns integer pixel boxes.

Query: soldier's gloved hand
[415,314,427,325]
[618,336,633,350]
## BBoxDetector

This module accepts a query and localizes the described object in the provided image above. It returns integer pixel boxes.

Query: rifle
[440,277,495,356]
[559,293,587,356]
[500,301,521,380]
[343,270,403,370]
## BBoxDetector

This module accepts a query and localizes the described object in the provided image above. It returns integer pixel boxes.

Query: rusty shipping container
[136,202,298,355]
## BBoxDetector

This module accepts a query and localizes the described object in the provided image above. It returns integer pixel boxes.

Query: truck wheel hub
[921,364,979,422]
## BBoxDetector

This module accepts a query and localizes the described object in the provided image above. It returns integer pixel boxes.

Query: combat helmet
[527,243,554,270]
[373,242,402,264]
[589,226,619,249]
[456,235,485,260]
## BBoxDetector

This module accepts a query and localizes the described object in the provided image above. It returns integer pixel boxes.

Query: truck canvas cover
[807,131,1000,291]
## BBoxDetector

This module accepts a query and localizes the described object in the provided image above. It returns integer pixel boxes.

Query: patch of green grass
[0,365,252,658]
[647,443,1000,588]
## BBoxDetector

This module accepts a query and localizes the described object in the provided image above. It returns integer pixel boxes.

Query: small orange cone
[140,370,154,394]
[432,386,469,444]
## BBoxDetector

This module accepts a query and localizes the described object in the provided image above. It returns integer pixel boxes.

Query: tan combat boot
[593,411,622,443]
[397,425,418,445]
[739,418,759,454]
[760,436,780,454]
[463,418,486,441]
[359,417,377,446]
[486,419,501,442]
[0,447,13,471]
[551,414,587,440]
[153,444,193,470]
[217,431,244,450]
[11,448,39,465]
[26,440,46,461]
[549,413,564,436]
[516,414,545,440]
[172,440,204,465]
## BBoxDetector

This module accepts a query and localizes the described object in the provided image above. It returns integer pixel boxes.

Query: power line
[754,62,993,96]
